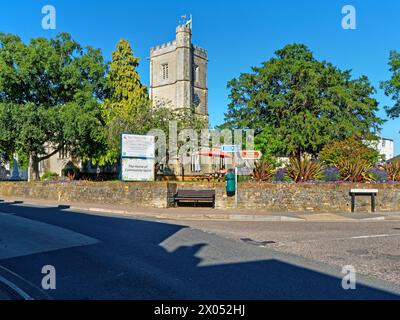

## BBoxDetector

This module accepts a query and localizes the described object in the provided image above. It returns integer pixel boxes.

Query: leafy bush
[273,168,290,182]
[383,162,400,181]
[321,166,340,182]
[252,160,275,182]
[336,158,373,182]
[368,167,388,182]
[319,137,380,166]
[238,175,251,183]
[287,155,323,183]
[41,171,59,181]
[62,161,80,180]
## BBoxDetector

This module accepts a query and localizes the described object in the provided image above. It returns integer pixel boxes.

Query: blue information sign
[220,145,239,153]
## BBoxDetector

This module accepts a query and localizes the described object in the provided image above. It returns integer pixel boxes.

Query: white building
[371,137,394,161]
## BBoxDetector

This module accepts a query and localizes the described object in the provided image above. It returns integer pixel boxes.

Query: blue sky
[1,0,399,155]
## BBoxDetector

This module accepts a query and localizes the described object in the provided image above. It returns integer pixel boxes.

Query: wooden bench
[349,189,378,213]
[174,189,216,208]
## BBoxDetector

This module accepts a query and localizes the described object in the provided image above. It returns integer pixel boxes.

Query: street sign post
[234,166,238,209]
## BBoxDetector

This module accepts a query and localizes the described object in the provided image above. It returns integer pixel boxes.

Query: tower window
[193,65,199,82]
[162,64,169,80]
[59,146,69,159]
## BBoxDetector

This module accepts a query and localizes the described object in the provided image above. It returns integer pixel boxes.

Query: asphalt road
[170,220,400,286]
[0,201,399,300]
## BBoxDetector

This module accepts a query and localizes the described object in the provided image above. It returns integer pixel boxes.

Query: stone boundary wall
[167,182,400,212]
[0,182,399,212]
[0,182,168,208]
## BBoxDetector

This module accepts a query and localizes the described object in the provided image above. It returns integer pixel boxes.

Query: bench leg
[351,194,355,213]
[371,194,376,213]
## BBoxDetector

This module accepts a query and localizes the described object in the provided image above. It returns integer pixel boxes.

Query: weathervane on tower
[180,14,193,30]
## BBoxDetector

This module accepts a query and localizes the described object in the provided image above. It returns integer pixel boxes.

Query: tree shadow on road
[0,201,398,300]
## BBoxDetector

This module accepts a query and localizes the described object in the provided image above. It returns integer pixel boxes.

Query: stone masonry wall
[167,182,400,212]
[0,181,399,212]
[0,182,168,208]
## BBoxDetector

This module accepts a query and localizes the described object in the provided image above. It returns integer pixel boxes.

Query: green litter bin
[225,169,236,197]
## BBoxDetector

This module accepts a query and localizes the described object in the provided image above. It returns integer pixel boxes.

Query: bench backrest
[176,189,215,198]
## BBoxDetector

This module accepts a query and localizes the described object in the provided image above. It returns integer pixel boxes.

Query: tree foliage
[149,100,208,139]
[318,136,381,165]
[253,125,282,164]
[0,32,107,180]
[223,44,383,159]
[381,50,400,120]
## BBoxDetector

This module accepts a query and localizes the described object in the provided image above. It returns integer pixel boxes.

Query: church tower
[149,20,208,123]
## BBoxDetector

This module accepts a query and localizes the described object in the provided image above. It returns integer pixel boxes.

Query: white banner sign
[121,158,155,182]
[121,134,155,159]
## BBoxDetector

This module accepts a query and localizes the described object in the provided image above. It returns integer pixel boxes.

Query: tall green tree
[223,44,383,160]
[101,39,150,164]
[381,50,400,120]
[0,33,107,180]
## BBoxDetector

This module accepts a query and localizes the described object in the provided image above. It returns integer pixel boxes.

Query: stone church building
[149,23,209,123]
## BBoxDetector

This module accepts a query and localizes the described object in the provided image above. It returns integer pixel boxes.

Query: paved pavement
[1,196,399,222]
[0,200,399,300]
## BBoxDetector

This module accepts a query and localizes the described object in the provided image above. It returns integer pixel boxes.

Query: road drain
[241,238,276,246]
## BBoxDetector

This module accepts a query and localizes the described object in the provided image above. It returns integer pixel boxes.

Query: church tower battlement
[149,21,208,123]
